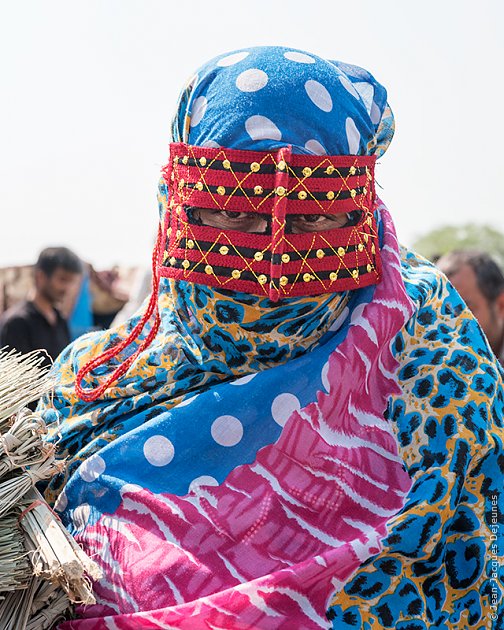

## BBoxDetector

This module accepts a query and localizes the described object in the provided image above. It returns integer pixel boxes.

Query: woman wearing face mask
[40,46,503,629]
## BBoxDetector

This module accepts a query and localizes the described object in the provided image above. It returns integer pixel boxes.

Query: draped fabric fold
[38,46,503,629]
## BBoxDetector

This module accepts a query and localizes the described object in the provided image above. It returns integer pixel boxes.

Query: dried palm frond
[0,408,53,476]
[0,512,31,592]
[27,578,71,629]
[0,349,52,427]
[20,488,100,605]
[0,577,37,630]
[0,348,101,628]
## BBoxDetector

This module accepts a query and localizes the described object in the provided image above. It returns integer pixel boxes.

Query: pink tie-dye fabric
[60,206,415,629]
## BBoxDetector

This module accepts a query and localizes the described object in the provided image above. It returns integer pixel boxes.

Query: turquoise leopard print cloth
[327,249,504,629]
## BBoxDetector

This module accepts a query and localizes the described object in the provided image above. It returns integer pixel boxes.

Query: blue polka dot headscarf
[171,46,395,158]
[74,46,396,401]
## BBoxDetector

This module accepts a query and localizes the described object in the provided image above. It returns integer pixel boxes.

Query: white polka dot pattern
[370,100,381,124]
[305,80,333,112]
[72,504,90,531]
[353,82,375,114]
[304,139,326,155]
[321,361,330,392]
[190,96,208,128]
[201,140,220,148]
[79,455,106,482]
[230,374,257,386]
[178,394,198,407]
[216,51,250,67]
[339,75,360,99]
[171,46,392,161]
[211,415,244,447]
[284,51,315,64]
[143,435,175,466]
[189,475,219,492]
[271,393,301,427]
[345,117,361,154]
[245,115,282,141]
[236,69,268,93]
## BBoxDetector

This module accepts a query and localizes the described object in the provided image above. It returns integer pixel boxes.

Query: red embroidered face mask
[76,142,382,402]
[160,143,381,302]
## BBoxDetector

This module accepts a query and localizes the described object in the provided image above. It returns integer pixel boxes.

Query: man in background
[0,246,82,366]
[437,249,504,364]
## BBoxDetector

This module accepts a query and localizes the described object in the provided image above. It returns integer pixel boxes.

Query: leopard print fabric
[327,250,503,629]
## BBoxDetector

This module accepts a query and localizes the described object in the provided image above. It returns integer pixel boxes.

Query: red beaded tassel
[75,225,163,402]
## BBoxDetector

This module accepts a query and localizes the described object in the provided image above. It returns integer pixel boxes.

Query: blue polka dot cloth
[171,45,395,158]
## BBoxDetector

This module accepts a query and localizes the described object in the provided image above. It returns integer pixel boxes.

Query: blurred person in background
[438,249,504,364]
[0,246,82,366]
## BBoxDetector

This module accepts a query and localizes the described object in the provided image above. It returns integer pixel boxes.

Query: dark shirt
[0,300,71,366]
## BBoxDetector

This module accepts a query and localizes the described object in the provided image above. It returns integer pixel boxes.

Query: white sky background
[2,0,503,269]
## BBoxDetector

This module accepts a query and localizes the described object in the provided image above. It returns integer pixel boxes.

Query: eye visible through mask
[188,208,363,234]
[161,143,382,301]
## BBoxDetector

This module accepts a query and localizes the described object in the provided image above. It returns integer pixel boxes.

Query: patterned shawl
[39,47,503,629]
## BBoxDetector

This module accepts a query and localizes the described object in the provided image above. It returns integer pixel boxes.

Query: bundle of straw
[0,348,101,629]
[0,349,53,425]
[0,576,72,630]
[20,488,101,603]
[0,512,31,592]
